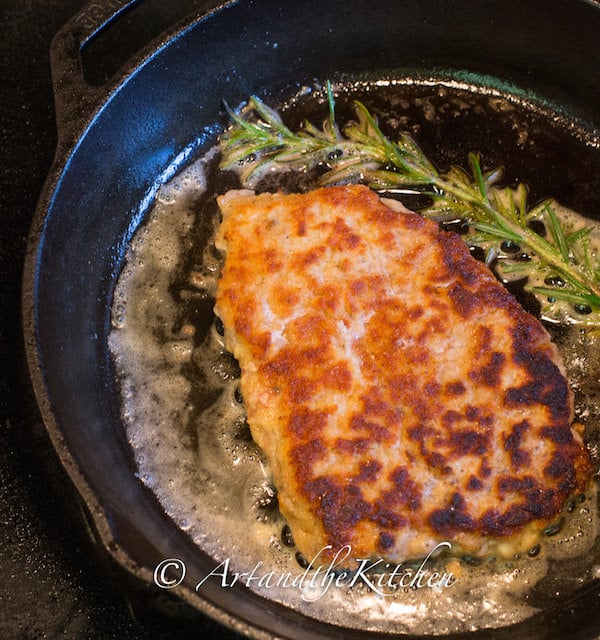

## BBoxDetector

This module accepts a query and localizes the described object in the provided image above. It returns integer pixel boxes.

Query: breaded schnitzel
[214,184,593,563]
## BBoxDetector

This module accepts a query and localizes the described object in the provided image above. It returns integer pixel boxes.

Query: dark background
[0,1,243,637]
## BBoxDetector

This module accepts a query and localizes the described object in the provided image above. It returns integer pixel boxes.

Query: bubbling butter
[108,146,599,635]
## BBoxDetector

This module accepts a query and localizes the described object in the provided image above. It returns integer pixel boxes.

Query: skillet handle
[49,0,142,150]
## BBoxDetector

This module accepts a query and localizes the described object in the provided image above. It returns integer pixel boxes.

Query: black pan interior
[24,0,600,638]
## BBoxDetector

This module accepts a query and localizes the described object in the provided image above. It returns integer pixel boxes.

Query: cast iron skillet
[22,0,600,638]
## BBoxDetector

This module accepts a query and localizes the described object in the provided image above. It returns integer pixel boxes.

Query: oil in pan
[108,78,600,635]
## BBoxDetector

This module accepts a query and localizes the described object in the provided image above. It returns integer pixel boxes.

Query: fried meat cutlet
[214,184,593,563]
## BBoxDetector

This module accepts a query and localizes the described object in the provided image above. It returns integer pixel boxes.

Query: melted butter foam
[108,152,599,635]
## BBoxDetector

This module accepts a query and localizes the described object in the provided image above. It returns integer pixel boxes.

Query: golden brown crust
[215,185,594,563]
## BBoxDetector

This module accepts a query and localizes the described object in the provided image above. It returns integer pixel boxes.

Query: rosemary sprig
[219,83,600,324]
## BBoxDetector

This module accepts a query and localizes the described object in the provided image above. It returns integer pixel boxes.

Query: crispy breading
[214,185,593,563]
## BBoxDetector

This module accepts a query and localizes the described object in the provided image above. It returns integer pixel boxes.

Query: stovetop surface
[0,1,243,637]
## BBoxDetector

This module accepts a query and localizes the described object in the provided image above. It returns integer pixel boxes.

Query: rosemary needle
[219,82,600,325]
